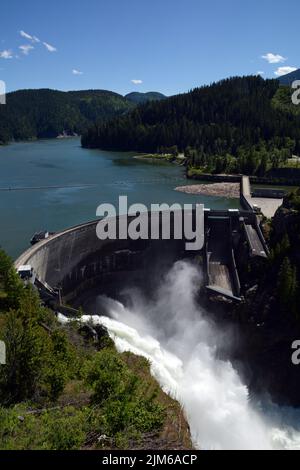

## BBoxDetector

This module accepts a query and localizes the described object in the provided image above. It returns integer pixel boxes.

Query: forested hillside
[82,76,300,176]
[0,89,134,144]
[0,250,191,450]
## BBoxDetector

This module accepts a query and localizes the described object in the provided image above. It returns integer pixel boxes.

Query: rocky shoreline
[175,182,240,199]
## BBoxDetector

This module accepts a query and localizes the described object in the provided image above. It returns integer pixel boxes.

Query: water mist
[60,261,300,450]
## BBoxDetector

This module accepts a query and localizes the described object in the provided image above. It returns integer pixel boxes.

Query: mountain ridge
[0,88,165,144]
[278,68,300,86]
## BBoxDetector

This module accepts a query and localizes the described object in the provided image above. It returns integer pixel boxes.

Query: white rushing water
[59,261,300,450]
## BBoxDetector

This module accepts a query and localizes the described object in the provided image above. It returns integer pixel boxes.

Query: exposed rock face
[78,324,98,342]
[237,311,300,407]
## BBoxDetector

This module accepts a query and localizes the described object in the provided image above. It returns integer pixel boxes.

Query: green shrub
[85,349,165,437]
[0,406,87,450]
[85,349,129,404]
[42,408,86,450]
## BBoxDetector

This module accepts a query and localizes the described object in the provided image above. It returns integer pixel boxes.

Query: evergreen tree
[277,257,298,316]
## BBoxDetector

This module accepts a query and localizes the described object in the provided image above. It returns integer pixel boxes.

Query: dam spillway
[205,215,241,301]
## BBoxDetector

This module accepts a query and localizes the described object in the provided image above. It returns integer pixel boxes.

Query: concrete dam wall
[16,220,122,303]
[14,213,196,304]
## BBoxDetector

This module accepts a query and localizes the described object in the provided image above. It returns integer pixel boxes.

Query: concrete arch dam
[15,213,200,308]
[14,209,268,309]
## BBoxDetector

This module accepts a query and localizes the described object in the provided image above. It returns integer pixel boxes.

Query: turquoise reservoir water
[0,138,239,258]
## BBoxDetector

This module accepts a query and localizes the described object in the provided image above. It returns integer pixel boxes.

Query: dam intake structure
[15,176,270,308]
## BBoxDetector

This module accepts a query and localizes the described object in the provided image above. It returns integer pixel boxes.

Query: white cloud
[262,53,287,64]
[0,49,13,59]
[131,79,143,85]
[19,44,34,55]
[43,42,57,52]
[72,69,83,75]
[20,30,33,40]
[20,30,40,43]
[256,71,265,76]
[274,66,297,77]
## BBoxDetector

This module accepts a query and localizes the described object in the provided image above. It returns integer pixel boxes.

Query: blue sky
[0,0,299,96]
